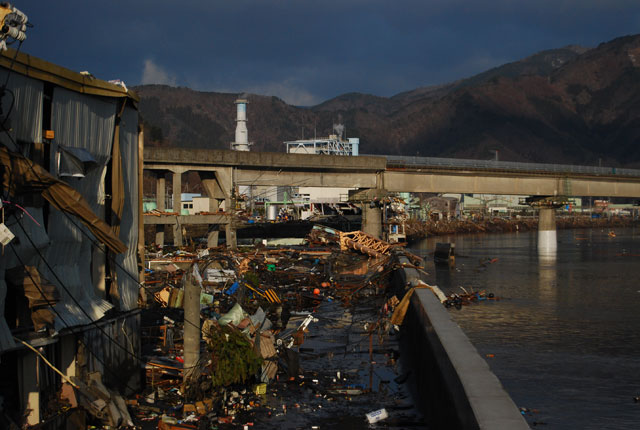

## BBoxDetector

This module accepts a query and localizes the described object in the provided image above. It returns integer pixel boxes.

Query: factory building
[284,123,359,213]
[285,122,359,156]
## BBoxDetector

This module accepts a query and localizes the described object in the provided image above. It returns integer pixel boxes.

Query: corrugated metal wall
[0,68,43,143]
[0,69,47,351]
[1,208,50,351]
[43,88,119,329]
[0,65,140,351]
[0,258,14,352]
[82,311,141,393]
[115,106,140,311]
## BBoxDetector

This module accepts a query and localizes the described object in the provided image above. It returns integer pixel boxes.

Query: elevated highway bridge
[143,147,640,247]
[144,147,640,198]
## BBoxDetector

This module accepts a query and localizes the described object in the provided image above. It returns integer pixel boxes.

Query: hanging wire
[8,241,142,393]
[13,200,203,372]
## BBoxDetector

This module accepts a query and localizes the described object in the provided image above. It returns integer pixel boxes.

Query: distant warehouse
[0,46,143,427]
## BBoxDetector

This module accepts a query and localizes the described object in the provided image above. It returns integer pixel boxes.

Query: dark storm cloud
[23,1,640,104]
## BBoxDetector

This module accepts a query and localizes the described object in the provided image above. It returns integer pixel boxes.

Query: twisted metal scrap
[339,230,391,258]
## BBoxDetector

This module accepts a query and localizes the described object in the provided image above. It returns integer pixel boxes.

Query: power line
[53,209,205,335]
[1,41,23,90]
[8,240,141,393]
[13,207,202,371]
[0,34,202,389]
[0,97,205,341]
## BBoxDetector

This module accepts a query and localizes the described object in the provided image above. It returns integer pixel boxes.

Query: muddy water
[411,227,640,429]
[250,298,427,429]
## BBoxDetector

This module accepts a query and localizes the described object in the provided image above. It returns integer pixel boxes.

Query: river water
[411,227,640,429]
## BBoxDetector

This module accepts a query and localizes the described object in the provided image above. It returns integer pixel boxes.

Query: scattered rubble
[405,215,637,241]
[52,226,430,429]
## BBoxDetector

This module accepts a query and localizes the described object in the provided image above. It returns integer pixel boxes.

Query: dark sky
[22,1,640,105]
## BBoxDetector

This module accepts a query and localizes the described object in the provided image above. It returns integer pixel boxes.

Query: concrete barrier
[394,256,529,429]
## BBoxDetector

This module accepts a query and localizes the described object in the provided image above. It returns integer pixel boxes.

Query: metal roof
[0,48,139,101]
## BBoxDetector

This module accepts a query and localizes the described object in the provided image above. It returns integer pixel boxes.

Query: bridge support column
[362,204,382,239]
[207,230,219,248]
[183,269,200,390]
[156,174,166,211]
[155,228,165,247]
[155,173,166,246]
[225,190,237,249]
[225,224,237,250]
[173,223,184,247]
[538,207,557,256]
[200,170,230,212]
[172,170,182,212]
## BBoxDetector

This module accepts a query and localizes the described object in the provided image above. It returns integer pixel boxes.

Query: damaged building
[0,47,143,427]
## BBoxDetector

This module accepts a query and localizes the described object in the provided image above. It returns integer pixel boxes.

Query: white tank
[267,205,278,221]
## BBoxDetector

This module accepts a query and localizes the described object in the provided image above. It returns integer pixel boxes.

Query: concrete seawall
[394,256,529,429]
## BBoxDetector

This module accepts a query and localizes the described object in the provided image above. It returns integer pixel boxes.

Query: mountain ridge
[135,34,640,167]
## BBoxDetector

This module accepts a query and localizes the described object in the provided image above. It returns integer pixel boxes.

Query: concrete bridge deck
[144,148,640,198]
[143,147,640,246]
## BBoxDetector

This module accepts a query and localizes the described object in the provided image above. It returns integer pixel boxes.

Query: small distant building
[461,194,529,217]
[425,196,459,220]
[297,187,350,204]
[563,197,583,213]
[180,193,211,215]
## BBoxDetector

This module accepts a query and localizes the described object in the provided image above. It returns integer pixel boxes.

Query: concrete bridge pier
[207,230,220,248]
[155,226,166,247]
[200,169,232,212]
[171,169,182,213]
[155,171,167,246]
[362,204,383,239]
[200,169,235,249]
[225,224,237,250]
[173,224,184,247]
[225,193,238,249]
[538,207,557,257]
[171,169,184,246]
[349,188,387,240]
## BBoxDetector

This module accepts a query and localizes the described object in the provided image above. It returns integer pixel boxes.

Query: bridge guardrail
[382,155,640,177]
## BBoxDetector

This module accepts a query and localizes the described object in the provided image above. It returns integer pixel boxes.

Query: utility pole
[183,266,201,393]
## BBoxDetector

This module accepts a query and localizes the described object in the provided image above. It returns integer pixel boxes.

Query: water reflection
[434,264,452,290]
[538,249,556,265]
[537,250,557,303]
[410,228,640,429]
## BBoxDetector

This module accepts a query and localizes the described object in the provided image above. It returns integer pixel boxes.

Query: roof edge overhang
[0,48,139,102]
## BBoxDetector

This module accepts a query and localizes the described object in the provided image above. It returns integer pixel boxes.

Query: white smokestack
[231,97,250,151]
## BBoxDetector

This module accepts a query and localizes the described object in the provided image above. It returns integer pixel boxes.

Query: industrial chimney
[231,96,250,151]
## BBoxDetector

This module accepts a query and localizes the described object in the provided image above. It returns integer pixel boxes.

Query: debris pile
[117,226,427,429]
[443,287,499,310]
[405,215,637,241]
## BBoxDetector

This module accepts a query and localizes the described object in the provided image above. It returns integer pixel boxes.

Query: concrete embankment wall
[393,257,529,429]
